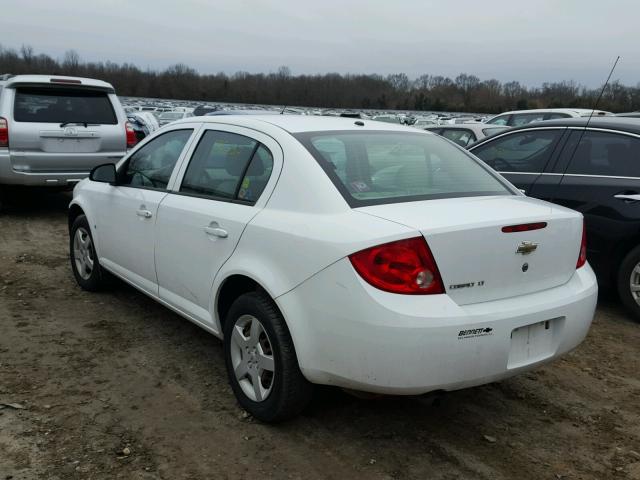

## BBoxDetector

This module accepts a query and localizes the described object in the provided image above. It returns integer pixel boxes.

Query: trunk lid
[356,195,582,305]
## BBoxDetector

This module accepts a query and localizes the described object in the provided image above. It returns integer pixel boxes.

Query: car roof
[178,114,415,133]
[427,123,507,133]
[1,74,115,92]
[616,112,640,118]
[491,108,611,116]
[502,116,640,134]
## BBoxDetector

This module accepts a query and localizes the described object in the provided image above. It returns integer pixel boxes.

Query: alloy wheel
[73,227,95,280]
[630,262,640,306]
[229,314,275,402]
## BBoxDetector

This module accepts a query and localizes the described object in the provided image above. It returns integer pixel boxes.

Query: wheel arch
[610,234,640,286]
[215,273,278,334]
[68,202,86,233]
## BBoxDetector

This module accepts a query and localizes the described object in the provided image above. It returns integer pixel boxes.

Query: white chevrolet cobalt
[69,115,597,422]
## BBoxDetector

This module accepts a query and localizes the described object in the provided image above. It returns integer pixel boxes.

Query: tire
[617,245,640,321]
[69,214,108,291]
[223,291,313,422]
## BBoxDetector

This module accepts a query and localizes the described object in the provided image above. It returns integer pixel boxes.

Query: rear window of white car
[296,131,512,207]
[13,87,117,124]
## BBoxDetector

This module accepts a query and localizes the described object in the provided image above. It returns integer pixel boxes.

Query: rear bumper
[276,259,598,395]
[0,152,123,186]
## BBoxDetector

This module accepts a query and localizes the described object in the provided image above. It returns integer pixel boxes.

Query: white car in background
[485,108,612,127]
[68,116,597,422]
[158,110,194,126]
[426,122,510,147]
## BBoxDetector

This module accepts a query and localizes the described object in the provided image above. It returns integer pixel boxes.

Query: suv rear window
[295,131,512,207]
[13,87,117,124]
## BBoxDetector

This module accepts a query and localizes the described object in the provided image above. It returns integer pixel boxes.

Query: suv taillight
[125,122,137,148]
[0,117,8,148]
[349,236,445,295]
[576,220,587,269]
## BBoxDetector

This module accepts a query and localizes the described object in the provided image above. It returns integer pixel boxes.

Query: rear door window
[472,129,563,173]
[14,87,117,124]
[180,130,273,203]
[564,131,640,177]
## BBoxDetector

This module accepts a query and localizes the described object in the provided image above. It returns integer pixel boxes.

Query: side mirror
[89,163,117,184]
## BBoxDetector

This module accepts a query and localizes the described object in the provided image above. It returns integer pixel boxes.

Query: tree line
[1,45,639,113]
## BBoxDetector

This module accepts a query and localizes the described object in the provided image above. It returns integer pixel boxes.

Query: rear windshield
[13,87,117,124]
[295,131,512,207]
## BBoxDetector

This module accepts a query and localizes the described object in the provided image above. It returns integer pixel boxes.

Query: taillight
[125,122,137,148]
[502,222,547,233]
[0,117,8,148]
[576,220,587,269]
[349,236,444,295]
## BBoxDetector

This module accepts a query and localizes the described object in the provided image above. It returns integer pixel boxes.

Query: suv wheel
[69,214,109,291]
[617,245,640,321]
[223,291,313,422]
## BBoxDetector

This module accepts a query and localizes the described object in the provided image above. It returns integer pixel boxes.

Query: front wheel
[223,291,313,422]
[617,245,640,321]
[69,214,109,291]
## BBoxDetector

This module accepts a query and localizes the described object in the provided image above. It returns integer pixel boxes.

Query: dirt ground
[0,190,639,480]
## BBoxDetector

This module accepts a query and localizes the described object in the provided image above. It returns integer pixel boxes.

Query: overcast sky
[1,0,638,87]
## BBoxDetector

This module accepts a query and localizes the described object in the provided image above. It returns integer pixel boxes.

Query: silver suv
[0,74,133,188]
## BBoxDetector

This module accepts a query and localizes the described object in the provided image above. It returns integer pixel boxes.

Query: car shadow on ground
[0,187,72,215]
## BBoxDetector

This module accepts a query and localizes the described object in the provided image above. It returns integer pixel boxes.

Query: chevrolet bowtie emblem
[516,241,538,255]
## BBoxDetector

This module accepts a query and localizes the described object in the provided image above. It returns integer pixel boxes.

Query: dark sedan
[469,117,640,318]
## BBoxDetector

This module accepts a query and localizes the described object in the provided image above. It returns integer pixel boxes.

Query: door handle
[614,194,640,202]
[136,209,153,219]
[204,222,228,238]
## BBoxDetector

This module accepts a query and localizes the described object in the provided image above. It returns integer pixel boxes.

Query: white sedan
[68,115,597,422]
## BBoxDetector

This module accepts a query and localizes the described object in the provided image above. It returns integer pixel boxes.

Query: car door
[470,128,566,194]
[541,128,640,283]
[154,126,281,327]
[92,127,197,296]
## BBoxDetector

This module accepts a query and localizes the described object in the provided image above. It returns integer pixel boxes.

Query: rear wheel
[70,214,109,291]
[223,291,313,422]
[616,245,640,321]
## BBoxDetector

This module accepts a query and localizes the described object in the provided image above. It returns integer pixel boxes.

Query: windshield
[296,130,513,207]
[14,87,117,124]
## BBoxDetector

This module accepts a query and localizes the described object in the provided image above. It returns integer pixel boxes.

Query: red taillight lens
[576,220,587,269]
[125,122,137,148]
[0,117,8,148]
[349,236,445,295]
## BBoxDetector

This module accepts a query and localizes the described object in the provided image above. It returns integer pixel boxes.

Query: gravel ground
[0,190,639,480]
